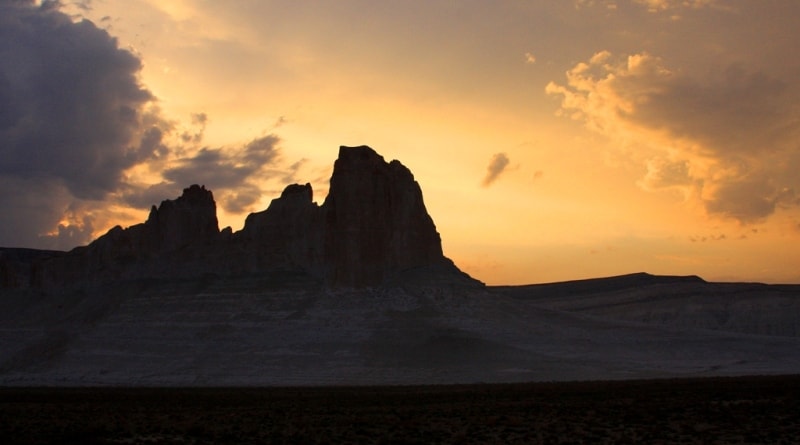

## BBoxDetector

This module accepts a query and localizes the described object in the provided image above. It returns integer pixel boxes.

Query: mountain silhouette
[1,145,476,290]
[1,146,799,386]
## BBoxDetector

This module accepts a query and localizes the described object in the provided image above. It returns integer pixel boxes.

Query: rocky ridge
[2,145,475,290]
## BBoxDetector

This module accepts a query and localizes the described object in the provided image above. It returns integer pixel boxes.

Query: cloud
[547,51,800,223]
[0,2,299,249]
[524,52,536,64]
[482,153,511,187]
[0,1,163,248]
[632,0,717,12]
[639,157,694,195]
[0,1,161,198]
[162,135,282,213]
[121,135,285,215]
[704,178,798,224]
[575,0,718,12]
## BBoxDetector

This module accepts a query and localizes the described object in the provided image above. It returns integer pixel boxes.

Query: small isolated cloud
[546,50,800,224]
[482,153,511,187]
[524,52,536,64]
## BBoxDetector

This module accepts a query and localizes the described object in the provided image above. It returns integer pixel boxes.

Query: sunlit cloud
[524,52,537,64]
[546,50,800,223]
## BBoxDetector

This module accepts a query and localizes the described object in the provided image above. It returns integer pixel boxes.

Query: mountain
[1,145,474,290]
[1,146,799,386]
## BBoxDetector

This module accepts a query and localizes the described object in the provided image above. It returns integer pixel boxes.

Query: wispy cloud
[576,0,719,12]
[633,0,718,12]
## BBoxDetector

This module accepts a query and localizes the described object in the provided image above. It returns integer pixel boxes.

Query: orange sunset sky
[2,0,800,284]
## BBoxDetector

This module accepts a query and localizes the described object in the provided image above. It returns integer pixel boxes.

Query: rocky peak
[321,145,445,287]
[281,183,313,201]
[237,182,321,272]
[8,146,477,291]
[145,184,219,251]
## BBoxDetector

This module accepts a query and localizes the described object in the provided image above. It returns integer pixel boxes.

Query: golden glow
[59,1,800,285]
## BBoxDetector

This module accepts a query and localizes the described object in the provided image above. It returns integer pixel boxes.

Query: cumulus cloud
[0,0,162,247]
[0,1,162,198]
[482,153,511,187]
[546,51,800,223]
[0,2,297,249]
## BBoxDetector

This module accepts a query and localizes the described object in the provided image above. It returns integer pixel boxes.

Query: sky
[2,0,800,285]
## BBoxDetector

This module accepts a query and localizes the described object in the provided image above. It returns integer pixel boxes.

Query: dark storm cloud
[628,66,795,159]
[0,0,157,198]
[482,153,511,187]
[163,135,280,191]
[0,0,161,248]
[121,181,184,210]
[0,176,70,249]
[705,179,799,224]
[620,64,800,222]
[162,135,282,213]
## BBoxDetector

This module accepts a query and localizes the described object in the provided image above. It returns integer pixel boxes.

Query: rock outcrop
[4,146,477,290]
[144,184,220,253]
[322,146,446,286]
[236,182,323,276]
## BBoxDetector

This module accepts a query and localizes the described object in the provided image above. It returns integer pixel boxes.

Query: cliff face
[31,185,221,288]
[6,146,475,289]
[144,184,220,253]
[236,182,323,275]
[322,146,445,287]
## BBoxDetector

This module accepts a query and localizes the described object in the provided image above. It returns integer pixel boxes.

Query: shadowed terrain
[2,376,799,444]
[1,271,799,385]
[1,146,799,386]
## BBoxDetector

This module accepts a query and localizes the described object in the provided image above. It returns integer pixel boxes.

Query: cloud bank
[0,0,161,248]
[546,50,800,223]
[0,1,297,249]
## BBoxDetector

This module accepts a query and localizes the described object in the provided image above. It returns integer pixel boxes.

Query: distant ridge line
[491,272,706,299]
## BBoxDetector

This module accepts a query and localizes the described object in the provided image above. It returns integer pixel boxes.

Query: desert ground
[1,375,799,444]
[2,273,800,386]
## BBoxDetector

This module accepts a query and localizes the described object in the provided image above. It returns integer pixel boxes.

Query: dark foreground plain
[1,375,799,444]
